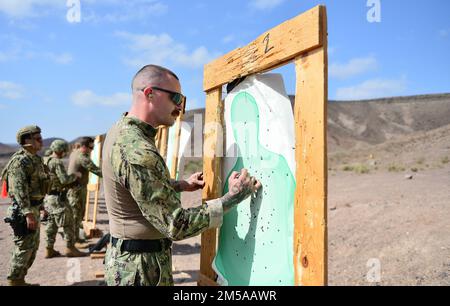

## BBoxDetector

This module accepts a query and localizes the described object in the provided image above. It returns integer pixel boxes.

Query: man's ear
[143,87,153,99]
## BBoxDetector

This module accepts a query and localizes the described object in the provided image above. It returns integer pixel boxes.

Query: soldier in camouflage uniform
[102,65,261,286]
[1,126,50,286]
[44,149,53,157]
[67,137,102,242]
[43,140,87,258]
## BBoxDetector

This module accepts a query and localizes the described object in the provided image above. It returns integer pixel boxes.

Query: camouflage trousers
[7,206,40,281]
[67,185,87,240]
[104,238,174,286]
[44,194,75,248]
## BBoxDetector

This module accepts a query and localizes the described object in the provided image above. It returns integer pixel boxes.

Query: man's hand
[40,209,49,222]
[182,172,205,192]
[26,213,37,231]
[221,169,262,213]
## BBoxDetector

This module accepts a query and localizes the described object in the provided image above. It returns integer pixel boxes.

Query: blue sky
[0,0,449,143]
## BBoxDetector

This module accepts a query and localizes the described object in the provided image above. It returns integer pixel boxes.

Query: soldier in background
[1,126,49,286]
[43,140,87,258]
[67,137,102,243]
[44,149,53,157]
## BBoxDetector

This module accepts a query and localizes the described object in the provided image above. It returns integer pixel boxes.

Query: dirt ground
[1,165,449,286]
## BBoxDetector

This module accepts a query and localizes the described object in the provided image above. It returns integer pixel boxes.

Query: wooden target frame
[199,5,328,286]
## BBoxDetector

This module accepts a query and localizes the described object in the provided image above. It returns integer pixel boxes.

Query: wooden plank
[94,271,104,279]
[90,252,106,259]
[199,88,223,286]
[160,126,169,161]
[198,273,219,287]
[170,114,183,179]
[92,185,99,228]
[155,128,162,150]
[83,221,103,238]
[293,5,328,286]
[203,5,323,92]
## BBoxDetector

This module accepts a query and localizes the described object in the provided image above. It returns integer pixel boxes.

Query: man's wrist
[170,179,187,192]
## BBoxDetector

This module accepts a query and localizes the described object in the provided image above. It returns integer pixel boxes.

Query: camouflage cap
[16,125,42,144]
[50,139,69,153]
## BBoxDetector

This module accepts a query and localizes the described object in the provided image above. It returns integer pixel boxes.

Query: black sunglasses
[142,86,186,106]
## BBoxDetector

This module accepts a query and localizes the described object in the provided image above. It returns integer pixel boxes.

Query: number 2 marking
[263,33,274,54]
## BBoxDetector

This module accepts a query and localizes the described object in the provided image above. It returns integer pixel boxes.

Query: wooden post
[170,115,183,179]
[92,183,100,228]
[198,87,223,286]
[160,126,169,161]
[294,6,328,286]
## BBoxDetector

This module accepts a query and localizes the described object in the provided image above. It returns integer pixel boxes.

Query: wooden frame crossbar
[199,5,328,286]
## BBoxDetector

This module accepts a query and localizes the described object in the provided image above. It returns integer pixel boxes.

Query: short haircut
[79,137,94,148]
[131,64,179,92]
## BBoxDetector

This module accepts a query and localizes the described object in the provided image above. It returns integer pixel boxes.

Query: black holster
[3,200,35,237]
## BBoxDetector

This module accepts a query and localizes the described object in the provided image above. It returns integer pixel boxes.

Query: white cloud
[71,90,131,107]
[330,56,378,79]
[0,81,25,100]
[0,34,73,64]
[0,0,167,22]
[336,77,407,100]
[82,0,167,23]
[249,0,285,10]
[0,0,64,18]
[45,52,73,64]
[222,35,235,44]
[116,31,219,69]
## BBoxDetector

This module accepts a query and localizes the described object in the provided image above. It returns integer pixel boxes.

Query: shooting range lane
[213,74,296,285]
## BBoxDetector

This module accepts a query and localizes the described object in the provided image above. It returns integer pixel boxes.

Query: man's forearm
[170,179,185,193]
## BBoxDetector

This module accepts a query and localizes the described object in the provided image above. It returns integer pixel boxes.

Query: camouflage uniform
[67,149,102,239]
[1,147,50,282]
[103,114,223,286]
[43,155,78,249]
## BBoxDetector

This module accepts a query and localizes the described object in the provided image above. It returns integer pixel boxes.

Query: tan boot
[7,279,40,286]
[75,242,90,249]
[45,248,62,259]
[64,246,88,257]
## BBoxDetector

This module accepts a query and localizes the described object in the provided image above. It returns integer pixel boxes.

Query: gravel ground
[1,167,449,286]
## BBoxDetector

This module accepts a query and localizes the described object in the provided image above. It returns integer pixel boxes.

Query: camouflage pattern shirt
[45,156,78,193]
[68,150,102,186]
[1,148,50,215]
[102,114,223,241]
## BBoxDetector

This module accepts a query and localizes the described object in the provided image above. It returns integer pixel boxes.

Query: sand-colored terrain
[1,93,449,286]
